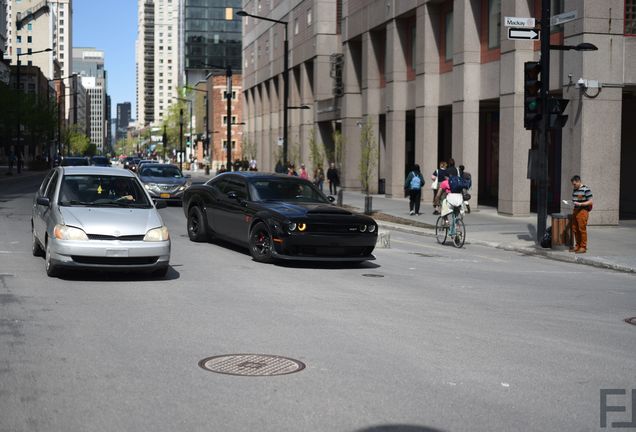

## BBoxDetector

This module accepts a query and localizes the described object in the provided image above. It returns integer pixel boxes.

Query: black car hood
[262,201,352,218]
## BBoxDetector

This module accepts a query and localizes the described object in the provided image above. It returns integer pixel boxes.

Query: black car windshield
[58,175,151,208]
[140,165,183,178]
[61,157,89,166]
[249,179,328,203]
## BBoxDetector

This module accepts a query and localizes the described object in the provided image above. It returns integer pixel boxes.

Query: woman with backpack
[404,164,425,215]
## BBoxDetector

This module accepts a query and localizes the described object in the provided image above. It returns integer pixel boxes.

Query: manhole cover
[625,317,636,326]
[198,354,305,376]
[362,274,384,278]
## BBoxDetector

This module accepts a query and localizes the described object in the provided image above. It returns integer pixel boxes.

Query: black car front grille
[87,234,146,241]
[289,246,373,258]
[305,223,360,234]
[71,256,159,265]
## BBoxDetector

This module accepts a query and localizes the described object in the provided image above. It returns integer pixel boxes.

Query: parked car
[61,156,89,166]
[90,155,111,167]
[138,163,190,204]
[31,166,171,278]
[182,172,377,263]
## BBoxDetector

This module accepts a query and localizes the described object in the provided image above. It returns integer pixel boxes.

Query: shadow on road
[55,266,180,282]
[354,425,446,432]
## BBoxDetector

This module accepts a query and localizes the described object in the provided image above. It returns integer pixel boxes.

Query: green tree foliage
[307,128,325,171]
[330,129,345,171]
[242,136,256,161]
[65,125,91,156]
[359,119,377,195]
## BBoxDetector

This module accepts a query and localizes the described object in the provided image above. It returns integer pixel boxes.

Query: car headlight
[297,223,307,232]
[144,226,170,242]
[287,222,297,233]
[53,224,88,241]
[178,185,186,191]
[358,224,368,233]
[368,224,377,233]
[144,183,158,191]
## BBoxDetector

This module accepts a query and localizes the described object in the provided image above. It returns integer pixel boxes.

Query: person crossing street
[404,164,425,215]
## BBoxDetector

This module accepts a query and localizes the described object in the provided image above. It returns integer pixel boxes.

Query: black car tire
[45,241,61,278]
[187,206,209,242]
[32,227,44,257]
[249,222,275,264]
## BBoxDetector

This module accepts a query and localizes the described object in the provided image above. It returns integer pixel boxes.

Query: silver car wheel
[45,242,60,277]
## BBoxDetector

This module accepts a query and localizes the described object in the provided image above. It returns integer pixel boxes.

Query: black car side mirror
[36,197,50,207]
[327,196,336,203]
[227,191,238,200]
[154,200,168,209]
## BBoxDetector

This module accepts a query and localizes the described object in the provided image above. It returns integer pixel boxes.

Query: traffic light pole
[536,0,551,244]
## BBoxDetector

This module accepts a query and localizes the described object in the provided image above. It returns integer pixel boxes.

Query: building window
[222,116,237,125]
[27,23,32,31]
[487,0,501,49]
[439,1,453,73]
[307,8,312,26]
[27,35,32,43]
[294,18,299,35]
[222,140,236,150]
[626,0,636,34]
[16,36,21,43]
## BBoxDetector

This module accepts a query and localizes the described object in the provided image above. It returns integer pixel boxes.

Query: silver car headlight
[144,226,170,242]
[178,185,186,191]
[144,183,158,191]
[53,224,88,241]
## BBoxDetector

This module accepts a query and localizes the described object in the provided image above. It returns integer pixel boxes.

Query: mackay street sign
[508,28,540,40]
[504,16,536,28]
[551,10,577,26]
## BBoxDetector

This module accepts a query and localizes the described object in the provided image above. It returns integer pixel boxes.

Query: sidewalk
[340,190,636,274]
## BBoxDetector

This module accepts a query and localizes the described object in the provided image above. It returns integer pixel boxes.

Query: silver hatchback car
[31,166,171,277]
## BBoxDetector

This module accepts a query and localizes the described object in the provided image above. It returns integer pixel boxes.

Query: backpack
[541,227,552,248]
[448,175,470,193]
[409,173,422,190]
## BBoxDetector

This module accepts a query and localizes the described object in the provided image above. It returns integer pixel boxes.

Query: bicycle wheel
[452,218,466,248]
[435,216,448,244]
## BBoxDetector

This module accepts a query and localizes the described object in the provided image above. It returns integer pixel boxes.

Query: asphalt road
[1,174,635,432]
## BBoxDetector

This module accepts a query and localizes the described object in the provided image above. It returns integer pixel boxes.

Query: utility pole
[536,0,551,244]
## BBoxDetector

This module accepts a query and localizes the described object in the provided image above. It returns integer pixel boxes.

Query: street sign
[508,28,540,40]
[504,16,536,28]
[551,10,577,26]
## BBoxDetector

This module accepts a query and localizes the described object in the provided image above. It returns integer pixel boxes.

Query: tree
[359,118,377,195]
[330,129,345,171]
[65,125,91,156]
[242,136,256,161]
[307,128,325,172]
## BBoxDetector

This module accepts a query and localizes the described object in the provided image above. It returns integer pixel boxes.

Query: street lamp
[201,63,234,170]
[15,47,52,173]
[550,42,598,51]
[236,10,289,166]
[184,84,210,172]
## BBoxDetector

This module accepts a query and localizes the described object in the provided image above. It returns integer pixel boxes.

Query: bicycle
[435,196,466,248]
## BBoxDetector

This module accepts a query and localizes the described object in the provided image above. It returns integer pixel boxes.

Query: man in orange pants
[570,175,593,254]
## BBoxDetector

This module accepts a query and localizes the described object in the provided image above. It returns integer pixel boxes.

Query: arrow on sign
[508,28,540,40]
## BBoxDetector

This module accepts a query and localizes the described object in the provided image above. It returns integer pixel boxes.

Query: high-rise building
[136,0,154,127]
[116,102,131,142]
[136,0,182,127]
[49,0,73,117]
[241,0,636,225]
[0,0,9,84]
[183,0,242,85]
[5,0,60,79]
[74,47,107,153]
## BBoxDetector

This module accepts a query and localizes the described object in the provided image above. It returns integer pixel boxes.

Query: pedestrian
[218,164,227,174]
[299,163,309,180]
[7,148,16,174]
[570,175,593,254]
[404,164,425,215]
[431,161,448,215]
[287,163,298,176]
[447,158,459,177]
[274,159,286,173]
[314,165,325,192]
[459,164,472,213]
[327,162,340,195]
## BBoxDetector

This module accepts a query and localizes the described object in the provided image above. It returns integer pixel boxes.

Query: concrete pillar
[417,3,441,205]
[341,40,363,189]
[561,3,624,225]
[498,0,534,215]
[452,0,480,204]
[384,20,408,197]
[269,79,280,171]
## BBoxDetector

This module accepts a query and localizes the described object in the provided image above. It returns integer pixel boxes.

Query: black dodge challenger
[182,172,377,263]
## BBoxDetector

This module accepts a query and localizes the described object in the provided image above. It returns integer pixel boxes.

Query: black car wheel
[249,222,275,263]
[187,206,209,242]
[45,241,61,278]
[32,226,44,257]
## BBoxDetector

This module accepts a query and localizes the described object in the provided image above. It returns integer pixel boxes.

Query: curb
[375,219,636,275]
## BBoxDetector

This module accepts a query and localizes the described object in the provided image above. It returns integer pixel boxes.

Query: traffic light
[524,61,542,130]
[548,97,569,129]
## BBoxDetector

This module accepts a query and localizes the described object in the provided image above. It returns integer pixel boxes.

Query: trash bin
[551,213,573,250]
[378,178,386,195]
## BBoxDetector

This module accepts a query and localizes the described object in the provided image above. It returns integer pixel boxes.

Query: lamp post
[177,97,193,169]
[236,10,289,166]
[179,108,184,172]
[15,47,52,173]
[185,84,210,171]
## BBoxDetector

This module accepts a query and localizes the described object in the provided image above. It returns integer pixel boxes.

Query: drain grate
[198,354,305,376]
[625,317,636,326]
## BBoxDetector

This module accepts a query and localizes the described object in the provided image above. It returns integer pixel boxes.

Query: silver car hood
[59,206,163,236]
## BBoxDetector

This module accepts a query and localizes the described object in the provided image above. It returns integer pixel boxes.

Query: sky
[73,0,137,119]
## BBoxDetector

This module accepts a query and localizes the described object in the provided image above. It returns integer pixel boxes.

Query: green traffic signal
[524,61,542,130]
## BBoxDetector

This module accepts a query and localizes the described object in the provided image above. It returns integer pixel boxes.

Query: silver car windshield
[249,179,328,203]
[140,166,183,178]
[58,175,151,208]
